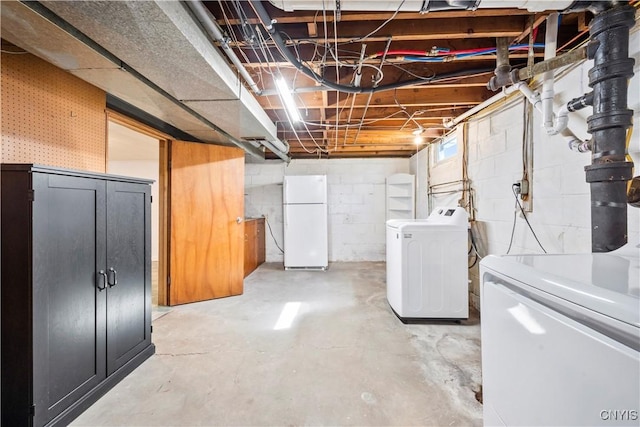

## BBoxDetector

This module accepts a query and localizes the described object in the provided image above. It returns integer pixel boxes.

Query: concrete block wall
[469,29,640,308]
[413,23,640,310]
[245,158,410,263]
[248,24,639,302]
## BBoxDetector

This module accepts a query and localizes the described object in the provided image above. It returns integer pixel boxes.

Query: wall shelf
[386,173,415,220]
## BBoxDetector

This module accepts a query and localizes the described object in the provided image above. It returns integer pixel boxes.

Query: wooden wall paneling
[1,51,107,172]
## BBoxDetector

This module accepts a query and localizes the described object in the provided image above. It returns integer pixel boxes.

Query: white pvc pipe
[515,81,588,152]
[447,81,589,154]
[562,129,590,153]
[443,90,507,128]
[270,0,574,12]
[552,104,570,135]
[512,82,542,112]
[481,1,574,12]
[445,82,542,128]
[444,16,586,150]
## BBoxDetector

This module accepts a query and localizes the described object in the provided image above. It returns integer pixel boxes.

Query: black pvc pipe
[566,0,616,14]
[567,92,593,112]
[584,5,635,252]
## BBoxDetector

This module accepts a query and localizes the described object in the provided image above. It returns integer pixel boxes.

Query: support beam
[258,74,491,94]
[258,86,490,109]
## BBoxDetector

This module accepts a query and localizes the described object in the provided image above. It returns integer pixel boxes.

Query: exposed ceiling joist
[1,0,594,160]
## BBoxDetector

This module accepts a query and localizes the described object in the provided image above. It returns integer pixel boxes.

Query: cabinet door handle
[97,270,107,291]
[107,267,118,287]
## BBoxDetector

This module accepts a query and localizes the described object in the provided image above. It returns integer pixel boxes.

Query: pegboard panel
[1,50,107,172]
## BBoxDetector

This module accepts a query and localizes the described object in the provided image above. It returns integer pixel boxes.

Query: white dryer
[481,243,640,426]
[386,207,469,321]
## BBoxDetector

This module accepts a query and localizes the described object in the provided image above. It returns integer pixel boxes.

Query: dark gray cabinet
[1,164,155,427]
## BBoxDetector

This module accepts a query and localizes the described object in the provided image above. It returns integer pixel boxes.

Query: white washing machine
[386,207,469,321]
[481,243,640,426]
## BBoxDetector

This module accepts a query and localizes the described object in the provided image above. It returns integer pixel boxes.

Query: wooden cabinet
[1,164,155,427]
[244,219,257,276]
[244,218,265,277]
[256,220,266,265]
[386,173,415,220]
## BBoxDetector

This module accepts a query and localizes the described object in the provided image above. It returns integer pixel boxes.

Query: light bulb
[275,77,301,122]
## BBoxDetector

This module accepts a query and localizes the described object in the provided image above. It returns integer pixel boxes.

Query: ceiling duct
[0,0,290,162]
[267,0,577,12]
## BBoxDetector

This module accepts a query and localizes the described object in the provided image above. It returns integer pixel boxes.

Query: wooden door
[169,141,245,305]
[105,180,152,375]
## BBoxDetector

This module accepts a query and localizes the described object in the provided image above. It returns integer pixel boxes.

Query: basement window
[437,135,458,162]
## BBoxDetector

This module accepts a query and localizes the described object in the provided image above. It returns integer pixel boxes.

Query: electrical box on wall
[514,179,529,196]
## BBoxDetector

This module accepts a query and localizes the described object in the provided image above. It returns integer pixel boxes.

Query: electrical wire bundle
[233,0,557,154]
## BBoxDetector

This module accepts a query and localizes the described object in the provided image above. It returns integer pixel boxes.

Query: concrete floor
[71,262,483,426]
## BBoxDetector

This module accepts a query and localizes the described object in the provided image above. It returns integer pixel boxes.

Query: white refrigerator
[283,175,328,270]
